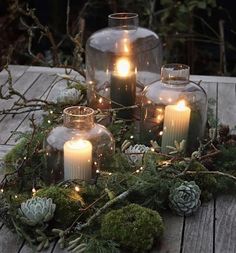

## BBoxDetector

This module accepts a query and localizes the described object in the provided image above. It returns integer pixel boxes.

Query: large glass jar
[86,13,162,120]
[141,64,207,154]
[45,106,115,183]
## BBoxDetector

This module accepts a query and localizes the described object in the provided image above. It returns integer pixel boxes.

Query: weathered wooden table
[0,65,236,253]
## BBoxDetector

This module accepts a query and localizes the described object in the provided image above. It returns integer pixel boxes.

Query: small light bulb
[23,156,27,160]
[98,98,103,103]
[0,189,3,193]
[75,186,80,192]
[151,148,155,152]
[96,169,100,174]
[32,188,36,194]
[47,120,51,124]
[109,172,112,176]
[130,135,134,139]
[15,195,18,199]
[50,110,53,114]
[136,169,140,173]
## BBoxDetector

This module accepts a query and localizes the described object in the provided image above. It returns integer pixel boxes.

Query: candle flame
[176,100,187,110]
[116,58,131,77]
[67,139,91,149]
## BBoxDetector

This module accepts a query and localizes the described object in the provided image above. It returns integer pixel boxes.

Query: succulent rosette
[124,144,149,166]
[57,88,83,105]
[18,197,56,226]
[169,181,201,216]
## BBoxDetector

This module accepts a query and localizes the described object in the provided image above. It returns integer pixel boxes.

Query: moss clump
[101,204,164,252]
[36,186,84,228]
[185,160,217,201]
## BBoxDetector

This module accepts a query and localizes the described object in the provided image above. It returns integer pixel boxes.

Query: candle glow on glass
[161,100,191,154]
[64,139,92,181]
[115,57,131,77]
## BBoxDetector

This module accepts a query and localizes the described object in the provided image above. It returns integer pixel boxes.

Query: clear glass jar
[86,13,162,120]
[141,64,207,154]
[45,106,115,183]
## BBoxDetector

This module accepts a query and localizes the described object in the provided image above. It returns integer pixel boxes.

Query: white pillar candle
[161,100,191,154]
[64,139,92,180]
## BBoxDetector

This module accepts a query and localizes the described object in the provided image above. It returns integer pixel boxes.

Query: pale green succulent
[124,144,150,166]
[169,181,201,216]
[18,197,56,226]
[166,139,186,155]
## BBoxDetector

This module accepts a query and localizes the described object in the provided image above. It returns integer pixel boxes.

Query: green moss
[101,204,164,252]
[185,160,217,201]
[36,186,84,228]
[4,138,28,165]
[215,147,236,171]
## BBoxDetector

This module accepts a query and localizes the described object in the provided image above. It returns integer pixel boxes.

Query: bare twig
[179,170,236,181]
[17,4,59,65]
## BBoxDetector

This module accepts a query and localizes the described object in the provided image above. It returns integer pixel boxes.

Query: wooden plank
[217,82,236,129]
[191,75,236,84]
[0,73,56,145]
[0,144,14,159]
[152,212,183,253]
[0,225,24,253]
[200,81,217,103]
[27,66,85,81]
[6,68,85,145]
[200,81,218,129]
[0,71,40,122]
[215,195,236,253]
[20,241,56,253]
[182,200,214,253]
[6,75,61,145]
[0,65,29,83]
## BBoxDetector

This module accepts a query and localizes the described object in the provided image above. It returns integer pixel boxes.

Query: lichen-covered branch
[76,189,131,231]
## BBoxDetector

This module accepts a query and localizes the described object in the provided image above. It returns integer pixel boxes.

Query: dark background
[0,0,235,75]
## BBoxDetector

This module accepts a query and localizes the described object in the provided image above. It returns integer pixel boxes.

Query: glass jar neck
[63,106,94,129]
[108,13,139,28]
[161,64,190,86]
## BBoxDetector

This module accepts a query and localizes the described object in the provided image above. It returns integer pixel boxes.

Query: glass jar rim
[162,63,190,71]
[108,13,138,20]
[63,106,94,117]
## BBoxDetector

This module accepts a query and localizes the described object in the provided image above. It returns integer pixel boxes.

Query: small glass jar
[86,13,162,120]
[45,106,115,183]
[141,64,207,154]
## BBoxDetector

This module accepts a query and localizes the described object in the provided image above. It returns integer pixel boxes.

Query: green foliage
[4,138,28,165]
[36,186,84,228]
[184,160,217,201]
[101,204,164,252]
[104,151,132,173]
[84,237,120,253]
[215,147,236,171]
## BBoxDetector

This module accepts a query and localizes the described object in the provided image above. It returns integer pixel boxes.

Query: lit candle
[161,100,191,154]
[64,139,92,180]
[110,57,136,119]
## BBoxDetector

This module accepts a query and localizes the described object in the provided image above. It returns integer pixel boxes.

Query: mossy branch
[76,189,131,231]
[179,170,236,181]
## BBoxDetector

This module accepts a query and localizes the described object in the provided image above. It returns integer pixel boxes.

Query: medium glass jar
[86,13,162,120]
[45,106,115,183]
[141,64,207,154]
